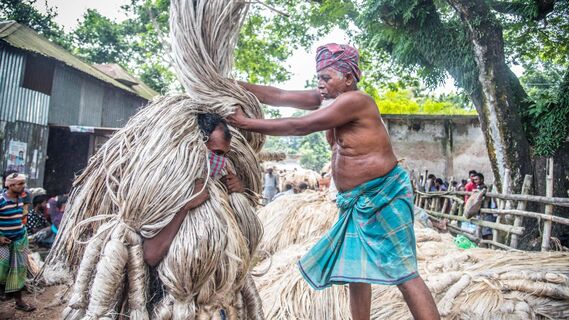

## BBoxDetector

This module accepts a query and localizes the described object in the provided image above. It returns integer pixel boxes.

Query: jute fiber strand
[44,1,267,319]
[255,193,569,319]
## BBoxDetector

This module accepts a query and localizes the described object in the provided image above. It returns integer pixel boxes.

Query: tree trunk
[446,0,532,194]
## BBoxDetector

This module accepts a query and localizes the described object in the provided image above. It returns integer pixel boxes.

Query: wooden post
[493,170,510,247]
[510,175,532,249]
[541,158,554,251]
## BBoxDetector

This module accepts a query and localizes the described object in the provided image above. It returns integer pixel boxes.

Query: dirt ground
[0,285,66,320]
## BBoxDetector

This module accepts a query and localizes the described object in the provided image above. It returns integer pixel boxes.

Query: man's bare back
[326,91,397,192]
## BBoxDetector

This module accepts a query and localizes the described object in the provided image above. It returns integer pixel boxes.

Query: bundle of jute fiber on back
[255,193,569,319]
[43,1,267,319]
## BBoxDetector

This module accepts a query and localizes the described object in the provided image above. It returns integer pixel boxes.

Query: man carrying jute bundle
[230,43,439,319]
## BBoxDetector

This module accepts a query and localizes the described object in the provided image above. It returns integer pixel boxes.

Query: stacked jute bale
[255,193,569,319]
[258,151,287,162]
[43,1,267,319]
[277,168,321,190]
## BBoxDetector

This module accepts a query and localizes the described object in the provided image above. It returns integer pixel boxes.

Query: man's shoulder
[339,90,373,102]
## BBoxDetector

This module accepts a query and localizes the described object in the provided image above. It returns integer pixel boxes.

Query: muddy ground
[0,285,66,319]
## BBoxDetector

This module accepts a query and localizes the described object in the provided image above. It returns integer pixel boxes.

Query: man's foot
[15,303,36,312]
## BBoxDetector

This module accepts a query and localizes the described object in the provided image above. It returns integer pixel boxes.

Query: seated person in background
[450,181,459,191]
[435,178,448,191]
[473,173,487,190]
[273,183,294,201]
[26,195,49,235]
[458,179,467,191]
[464,170,478,202]
[50,195,68,232]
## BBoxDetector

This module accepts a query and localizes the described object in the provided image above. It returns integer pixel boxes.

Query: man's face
[317,68,353,99]
[206,125,231,156]
[470,174,477,181]
[8,181,25,194]
[267,168,273,175]
[472,176,480,185]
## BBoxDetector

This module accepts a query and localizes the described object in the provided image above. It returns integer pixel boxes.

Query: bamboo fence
[412,159,569,251]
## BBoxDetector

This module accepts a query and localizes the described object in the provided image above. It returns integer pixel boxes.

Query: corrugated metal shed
[0,120,49,187]
[0,20,158,100]
[0,46,50,125]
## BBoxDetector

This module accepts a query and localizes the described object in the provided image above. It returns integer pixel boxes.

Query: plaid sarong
[298,165,418,289]
[0,234,29,293]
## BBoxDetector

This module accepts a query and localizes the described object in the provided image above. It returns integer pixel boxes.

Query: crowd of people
[422,169,497,242]
[423,170,487,194]
[0,170,68,313]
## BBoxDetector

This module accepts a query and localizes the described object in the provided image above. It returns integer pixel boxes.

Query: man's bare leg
[349,282,371,320]
[398,276,440,320]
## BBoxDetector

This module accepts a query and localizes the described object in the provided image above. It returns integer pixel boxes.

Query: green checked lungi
[298,165,418,289]
[0,235,29,293]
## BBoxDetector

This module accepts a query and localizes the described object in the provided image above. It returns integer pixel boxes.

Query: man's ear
[345,73,354,87]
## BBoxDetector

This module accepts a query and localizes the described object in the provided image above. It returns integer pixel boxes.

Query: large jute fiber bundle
[255,193,569,319]
[44,1,267,319]
[256,192,337,255]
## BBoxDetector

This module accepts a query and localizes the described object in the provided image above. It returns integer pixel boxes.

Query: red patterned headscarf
[316,43,362,82]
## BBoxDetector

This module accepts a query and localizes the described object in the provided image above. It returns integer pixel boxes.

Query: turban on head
[5,173,26,187]
[316,43,362,82]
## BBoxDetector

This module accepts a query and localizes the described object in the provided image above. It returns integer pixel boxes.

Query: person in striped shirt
[0,173,35,312]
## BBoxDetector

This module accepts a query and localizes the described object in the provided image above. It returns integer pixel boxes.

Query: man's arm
[143,180,209,267]
[229,91,368,136]
[238,81,322,110]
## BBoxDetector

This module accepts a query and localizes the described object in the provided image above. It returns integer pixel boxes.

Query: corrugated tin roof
[0,20,158,100]
[94,64,157,99]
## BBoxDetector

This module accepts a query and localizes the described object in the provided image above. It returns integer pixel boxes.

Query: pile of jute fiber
[255,192,569,319]
[43,1,267,319]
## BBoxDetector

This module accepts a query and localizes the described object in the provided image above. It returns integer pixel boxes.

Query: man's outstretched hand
[228,106,249,129]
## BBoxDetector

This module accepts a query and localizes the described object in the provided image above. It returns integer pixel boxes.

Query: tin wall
[0,46,50,125]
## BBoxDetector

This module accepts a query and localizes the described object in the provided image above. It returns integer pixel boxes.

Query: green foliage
[502,1,569,68]
[521,66,569,157]
[0,0,70,48]
[299,132,331,173]
[376,89,476,115]
[72,9,132,64]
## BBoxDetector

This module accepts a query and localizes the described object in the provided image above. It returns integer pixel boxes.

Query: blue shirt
[0,192,25,240]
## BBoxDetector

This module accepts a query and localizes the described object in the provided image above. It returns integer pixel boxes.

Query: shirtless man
[230,43,439,320]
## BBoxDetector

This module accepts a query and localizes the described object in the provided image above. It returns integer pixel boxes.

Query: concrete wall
[383,115,494,183]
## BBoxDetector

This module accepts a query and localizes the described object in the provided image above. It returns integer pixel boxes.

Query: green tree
[299,132,331,172]
[0,0,70,48]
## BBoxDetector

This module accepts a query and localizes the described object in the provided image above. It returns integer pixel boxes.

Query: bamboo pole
[447,225,479,242]
[509,175,532,248]
[415,191,569,206]
[493,169,510,247]
[541,158,554,251]
[479,240,523,252]
[481,208,569,226]
[418,207,525,235]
